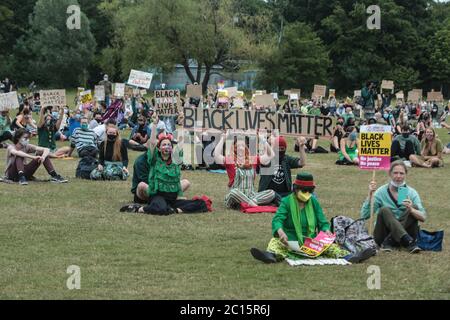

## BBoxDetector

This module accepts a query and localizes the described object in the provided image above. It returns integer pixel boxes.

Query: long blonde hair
[421,128,439,156]
[104,125,122,162]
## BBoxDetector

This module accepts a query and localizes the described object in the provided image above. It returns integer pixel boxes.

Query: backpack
[331,216,377,254]
[76,156,98,180]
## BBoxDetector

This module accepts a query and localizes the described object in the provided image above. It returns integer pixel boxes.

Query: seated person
[4,128,68,185]
[0,110,13,148]
[391,124,420,163]
[121,115,205,215]
[330,117,345,153]
[409,128,444,168]
[361,161,425,253]
[258,136,307,201]
[250,173,375,263]
[336,127,359,165]
[214,131,276,209]
[69,117,98,158]
[130,116,151,145]
[90,125,129,181]
[37,106,71,158]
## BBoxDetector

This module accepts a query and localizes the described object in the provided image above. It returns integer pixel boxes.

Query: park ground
[0,91,449,299]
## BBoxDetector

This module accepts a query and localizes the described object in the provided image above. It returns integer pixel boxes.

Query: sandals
[120,204,142,213]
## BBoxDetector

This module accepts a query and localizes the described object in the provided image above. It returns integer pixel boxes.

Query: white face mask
[390,180,405,189]
[20,138,29,147]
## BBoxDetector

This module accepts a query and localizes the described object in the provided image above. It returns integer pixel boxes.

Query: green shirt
[131,153,148,194]
[38,126,57,151]
[393,135,421,156]
[360,184,426,221]
[147,148,183,196]
[272,195,330,241]
[420,139,443,156]
[0,116,10,135]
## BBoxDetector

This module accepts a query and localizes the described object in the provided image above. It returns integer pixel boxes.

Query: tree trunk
[182,56,196,83]
[195,61,202,84]
[202,64,212,94]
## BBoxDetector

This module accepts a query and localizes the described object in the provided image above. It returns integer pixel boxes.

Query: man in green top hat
[250,172,376,263]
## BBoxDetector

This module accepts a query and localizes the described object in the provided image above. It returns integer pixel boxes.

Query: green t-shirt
[38,126,57,151]
[147,148,183,196]
[420,139,443,156]
[0,116,9,135]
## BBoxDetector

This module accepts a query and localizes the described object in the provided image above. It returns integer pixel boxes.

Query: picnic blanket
[286,258,351,266]
[208,169,226,174]
[240,202,278,214]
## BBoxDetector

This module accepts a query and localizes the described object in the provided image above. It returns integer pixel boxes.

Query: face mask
[107,134,117,142]
[349,132,358,141]
[20,138,29,147]
[81,124,88,131]
[390,180,405,189]
[75,114,81,120]
[337,121,344,126]
[161,145,173,154]
[297,191,312,203]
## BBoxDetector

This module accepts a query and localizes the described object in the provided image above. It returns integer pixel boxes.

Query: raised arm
[37,107,46,128]
[55,107,64,129]
[214,132,226,165]
[260,136,275,166]
[147,114,159,152]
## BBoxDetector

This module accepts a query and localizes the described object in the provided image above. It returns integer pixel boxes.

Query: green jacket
[272,194,331,241]
[131,153,149,194]
[361,86,376,109]
[393,135,421,157]
[258,155,302,193]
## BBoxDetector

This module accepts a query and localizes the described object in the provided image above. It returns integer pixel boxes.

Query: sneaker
[250,248,277,264]
[19,176,28,185]
[346,247,377,264]
[381,237,396,252]
[403,160,412,168]
[51,175,68,183]
[406,242,422,254]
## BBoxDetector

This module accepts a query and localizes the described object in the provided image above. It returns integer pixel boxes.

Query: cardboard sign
[289,94,299,101]
[140,89,148,96]
[412,89,423,97]
[288,232,336,258]
[381,80,394,91]
[225,87,238,98]
[254,94,275,109]
[114,83,125,97]
[186,84,203,98]
[233,98,244,109]
[40,90,66,107]
[207,85,217,96]
[354,90,362,97]
[396,91,404,100]
[80,90,93,104]
[271,93,279,100]
[427,91,444,102]
[0,91,20,111]
[183,107,334,138]
[95,85,105,101]
[283,90,291,96]
[359,125,392,171]
[127,69,153,89]
[154,90,181,116]
[312,85,327,99]
[407,91,420,103]
[329,89,336,98]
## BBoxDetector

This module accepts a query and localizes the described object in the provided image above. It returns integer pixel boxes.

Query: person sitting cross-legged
[250,173,376,264]
[4,128,68,185]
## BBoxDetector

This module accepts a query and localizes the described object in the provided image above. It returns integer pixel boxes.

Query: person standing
[99,74,113,107]
[361,81,378,120]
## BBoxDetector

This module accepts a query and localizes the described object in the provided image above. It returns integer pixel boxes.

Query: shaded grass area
[0,122,449,299]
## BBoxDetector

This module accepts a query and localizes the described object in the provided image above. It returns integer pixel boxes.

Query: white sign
[0,91,20,111]
[114,83,125,97]
[94,85,105,101]
[40,90,66,107]
[271,93,279,100]
[127,70,153,89]
[290,94,299,100]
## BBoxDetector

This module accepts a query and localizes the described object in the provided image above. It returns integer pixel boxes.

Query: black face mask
[337,122,344,126]
[279,151,286,159]
[107,135,117,142]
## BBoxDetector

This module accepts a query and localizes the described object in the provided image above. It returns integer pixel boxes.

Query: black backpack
[76,156,98,180]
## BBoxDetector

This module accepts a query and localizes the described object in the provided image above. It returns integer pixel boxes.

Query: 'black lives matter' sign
[154,90,181,116]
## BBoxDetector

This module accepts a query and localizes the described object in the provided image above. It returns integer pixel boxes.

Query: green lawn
[0,103,449,299]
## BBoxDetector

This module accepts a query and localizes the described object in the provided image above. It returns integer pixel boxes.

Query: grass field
[0,95,449,299]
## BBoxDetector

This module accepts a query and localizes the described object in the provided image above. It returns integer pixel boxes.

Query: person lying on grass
[361,160,425,253]
[250,172,376,264]
[214,130,276,209]
[3,128,68,185]
[120,115,207,215]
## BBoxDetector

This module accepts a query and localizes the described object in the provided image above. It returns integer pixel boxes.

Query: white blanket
[285,258,351,266]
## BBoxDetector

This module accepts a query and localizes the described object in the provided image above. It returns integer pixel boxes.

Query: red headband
[294,180,315,187]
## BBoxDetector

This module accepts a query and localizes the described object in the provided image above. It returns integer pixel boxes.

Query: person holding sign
[37,106,71,158]
[360,161,424,253]
[214,131,276,209]
[120,115,208,215]
[251,173,376,263]
[4,128,68,185]
[409,128,444,168]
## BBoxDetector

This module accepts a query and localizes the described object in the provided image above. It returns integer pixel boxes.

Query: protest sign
[40,90,66,107]
[283,90,291,96]
[186,84,203,98]
[183,107,334,138]
[354,90,362,97]
[80,90,93,104]
[312,85,327,99]
[0,91,20,111]
[154,90,181,116]
[427,91,444,102]
[95,85,105,101]
[225,87,238,98]
[127,69,153,89]
[290,93,299,101]
[207,85,217,96]
[254,94,275,110]
[329,89,336,98]
[395,91,404,101]
[271,93,279,100]
[381,80,394,91]
[407,90,421,102]
[359,125,392,171]
[288,232,336,258]
[114,83,125,97]
[140,89,148,96]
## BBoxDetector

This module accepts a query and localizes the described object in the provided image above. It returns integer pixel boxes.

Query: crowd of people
[1,76,448,264]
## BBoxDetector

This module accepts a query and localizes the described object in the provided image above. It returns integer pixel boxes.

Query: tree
[256,22,331,93]
[428,19,450,93]
[107,0,256,92]
[16,0,96,87]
